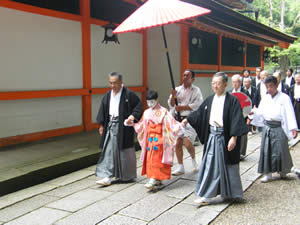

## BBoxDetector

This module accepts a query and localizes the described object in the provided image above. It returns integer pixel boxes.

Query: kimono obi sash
[148,122,162,136]
[147,122,163,149]
[264,120,281,128]
[209,126,224,136]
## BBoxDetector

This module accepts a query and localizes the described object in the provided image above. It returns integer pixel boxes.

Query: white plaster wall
[194,77,214,99]
[0,7,83,138]
[92,92,142,123]
[92,94,104,123]
[91,25,143,88]
[147,24,181,107]
[0,97,82,138]
[0,7,82,91]
[194,76,234,99]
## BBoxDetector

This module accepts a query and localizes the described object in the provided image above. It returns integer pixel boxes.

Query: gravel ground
[211,143,300,225]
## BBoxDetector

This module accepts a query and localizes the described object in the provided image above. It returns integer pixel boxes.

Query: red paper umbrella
[113,0,210,120]
[113,0,211,34]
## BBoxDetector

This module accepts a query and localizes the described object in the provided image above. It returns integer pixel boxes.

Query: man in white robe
[251,76,298,182]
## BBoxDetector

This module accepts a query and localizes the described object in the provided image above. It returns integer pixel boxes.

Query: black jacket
[282,77,295,87]
[96,87,143,150]
[243,85,258,107]
[280,80,290,95]
[187,92,248,164]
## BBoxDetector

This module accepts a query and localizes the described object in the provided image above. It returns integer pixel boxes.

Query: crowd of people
[94,68,300,206]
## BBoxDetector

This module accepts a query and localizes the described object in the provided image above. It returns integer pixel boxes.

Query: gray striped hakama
[96,118,137,181]
[195,126,243,199]
[258,120,293,174]
[240,133,248,157]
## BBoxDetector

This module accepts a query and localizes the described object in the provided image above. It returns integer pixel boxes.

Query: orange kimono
[134,104,181,180]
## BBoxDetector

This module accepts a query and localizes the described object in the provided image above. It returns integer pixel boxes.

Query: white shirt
[252,92,298,139]
[245,86,251,95]
[232,87,241,93]
[294,84,300,99]
[260,82,267,100]
[209,93,226,127]
[109,87,123,117]
[168,84,203,117]
[277,83,282,92]
[285,76,293,87]
[255,77,261,88]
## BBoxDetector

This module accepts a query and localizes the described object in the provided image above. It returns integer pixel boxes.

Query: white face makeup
[147,100,157,108]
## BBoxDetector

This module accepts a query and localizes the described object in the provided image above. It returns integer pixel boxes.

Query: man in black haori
[95,72,143,186]
[182,72,248,205]
[273,71,289,95]
[231,74,250,160]
[289,73,300,130]
[283,68,295,87]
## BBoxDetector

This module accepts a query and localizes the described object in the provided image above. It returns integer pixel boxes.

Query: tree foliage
[245,0,300,67]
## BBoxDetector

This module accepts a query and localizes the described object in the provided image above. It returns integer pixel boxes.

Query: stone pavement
[0,133,298,225]
[0,131,100,196]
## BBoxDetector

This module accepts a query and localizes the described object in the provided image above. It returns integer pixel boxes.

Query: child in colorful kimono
[126,90,182,190]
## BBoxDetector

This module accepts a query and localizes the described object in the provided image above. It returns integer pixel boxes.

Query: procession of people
[95,68,299,206]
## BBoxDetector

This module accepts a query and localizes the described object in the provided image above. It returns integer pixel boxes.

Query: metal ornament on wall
[102,23,120,44]
[191,37,203,48]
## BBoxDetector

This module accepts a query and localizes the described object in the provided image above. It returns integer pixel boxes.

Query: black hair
[287,68,294,74]
[213,71,228,83]
[146,90,158,100]
[109,72,122,81]
[264,75,278,85]
[256,67,262,71]
[185,69,195,78]
[242,69,250,74]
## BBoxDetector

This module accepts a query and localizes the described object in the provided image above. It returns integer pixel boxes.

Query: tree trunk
[268,0,273,27]
[291,11,300,32]
[279,0,285,31]
[280,54,289,78]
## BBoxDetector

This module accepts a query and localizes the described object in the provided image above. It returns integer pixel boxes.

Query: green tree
[246,0,300,71]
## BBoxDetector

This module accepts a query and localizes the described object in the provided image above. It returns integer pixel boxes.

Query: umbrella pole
[161,26,181,120]
[161,26,176,89]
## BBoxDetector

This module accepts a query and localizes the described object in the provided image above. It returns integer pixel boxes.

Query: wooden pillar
[80,0,92,131]
[260,46,265,70]
[180,25,189,83]
[243,41,247,68]
[218,34,222,71]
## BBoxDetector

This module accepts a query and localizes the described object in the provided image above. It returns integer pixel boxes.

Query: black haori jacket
[187,92,248,164]
[96,87,143,151]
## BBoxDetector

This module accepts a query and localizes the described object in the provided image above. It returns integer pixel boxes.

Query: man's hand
[227,136,237,151]
[99,125,104,136]
[181,118,188,127]
[127,115,135,124]
[175,105,184,112]
[170,89,177,107]
[292,129,298,139]
[246,118,251,125]
[175,105,191,112]
[171,89,177,97]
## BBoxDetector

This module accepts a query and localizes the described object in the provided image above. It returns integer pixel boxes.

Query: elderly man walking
[231,74,250,160]
[184,72,248,205]
[96,72,143,186]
